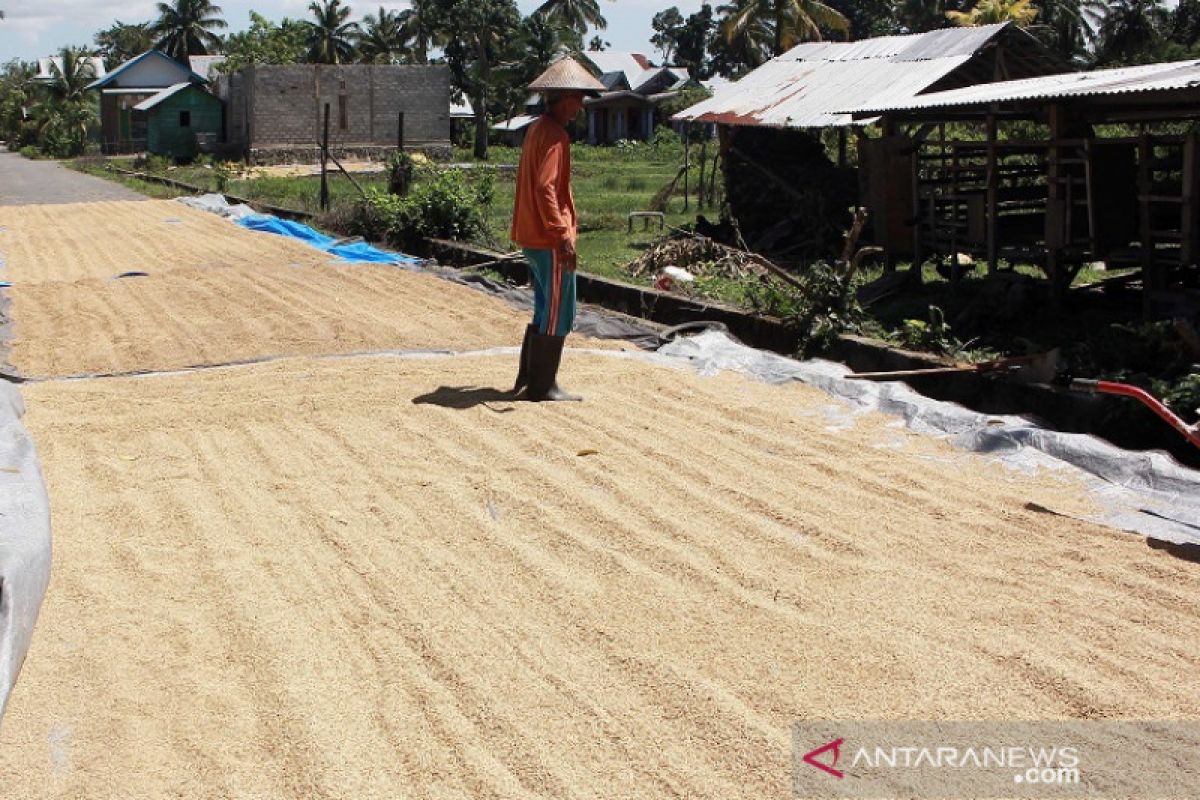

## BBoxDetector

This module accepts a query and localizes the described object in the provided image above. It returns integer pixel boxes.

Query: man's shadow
[412,385,518,411]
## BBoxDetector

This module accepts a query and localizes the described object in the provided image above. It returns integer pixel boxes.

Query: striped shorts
[524,247,577,337]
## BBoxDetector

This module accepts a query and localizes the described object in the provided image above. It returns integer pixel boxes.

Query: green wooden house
[86,50,211,154]
[133,82,223,160]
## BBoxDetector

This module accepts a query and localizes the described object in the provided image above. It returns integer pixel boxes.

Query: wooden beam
[320,102,330,212]
[1046,104,1064,293]
[1084,138,1098,261]
[683,123,690,212]
[985,113,998,274]
[1183,132,1197,268]
[1138,133,1154,316]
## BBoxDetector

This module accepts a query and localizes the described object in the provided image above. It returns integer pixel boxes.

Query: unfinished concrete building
[216,64,452,163]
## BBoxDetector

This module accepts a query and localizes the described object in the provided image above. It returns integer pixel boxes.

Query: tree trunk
[473,40,490,160]
[774,0,785,55]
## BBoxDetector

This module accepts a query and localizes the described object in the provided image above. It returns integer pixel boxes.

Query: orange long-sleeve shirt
[510,116,576,250]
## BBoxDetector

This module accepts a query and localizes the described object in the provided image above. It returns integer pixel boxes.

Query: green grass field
[74,144,710,284]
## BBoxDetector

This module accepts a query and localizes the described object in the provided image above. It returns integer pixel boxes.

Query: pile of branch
[627,233,767,280]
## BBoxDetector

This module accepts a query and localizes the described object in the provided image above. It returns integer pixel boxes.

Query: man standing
[510,58,605,402]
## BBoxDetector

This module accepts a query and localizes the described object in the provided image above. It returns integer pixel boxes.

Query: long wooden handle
[846,366,974,380]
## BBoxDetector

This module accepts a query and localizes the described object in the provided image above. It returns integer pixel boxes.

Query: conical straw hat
[528,57,606,96]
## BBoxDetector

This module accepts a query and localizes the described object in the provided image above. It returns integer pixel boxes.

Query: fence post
[320,102,330,212]
[683,123,691,212]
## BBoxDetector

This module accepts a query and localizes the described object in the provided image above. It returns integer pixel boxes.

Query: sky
[0,0,710,64]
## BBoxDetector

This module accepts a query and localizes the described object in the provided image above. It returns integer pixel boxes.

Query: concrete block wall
[220,73,247,151]
[223,64,451,155]
[249,64,318,146]
[367,65,451,148]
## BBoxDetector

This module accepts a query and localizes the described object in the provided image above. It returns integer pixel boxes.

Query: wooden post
[1138,133,1153,312]
[838,127,847,168]
[1046,105,1064,293]
[949,136,959,280]
[1182,132,1196,270]
[397,111,405,151]
[699,127,708,210]
[986,113,998,274]
[320,102,330,212]
[1084,138,1098,262]
[705,149,715,205]
[683,123,691,212]
[910,129,921,276]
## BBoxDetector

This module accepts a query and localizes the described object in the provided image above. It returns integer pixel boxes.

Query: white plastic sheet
[0,382,51,724]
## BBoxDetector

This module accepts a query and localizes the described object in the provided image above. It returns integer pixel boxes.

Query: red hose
[1072,379,1200,450]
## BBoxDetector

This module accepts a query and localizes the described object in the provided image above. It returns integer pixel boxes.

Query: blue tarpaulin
[236,215,421,265]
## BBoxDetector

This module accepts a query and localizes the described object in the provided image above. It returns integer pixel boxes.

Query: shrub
[387,150,416,195]
[32,99,98,159]
[351,168,494,251]
[743,260,870,355]
[1156,372,1200,422]
[896,306,961,355]
[213,162,232,193]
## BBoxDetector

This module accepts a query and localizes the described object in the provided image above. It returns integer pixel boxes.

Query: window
[179,110,191,128]
[338,95,348,131]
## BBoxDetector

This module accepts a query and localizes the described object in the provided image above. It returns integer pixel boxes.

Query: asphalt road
[0,150,145,205]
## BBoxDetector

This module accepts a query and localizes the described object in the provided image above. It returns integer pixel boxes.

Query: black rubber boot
[525,332,581,402]
[511,324,536,394]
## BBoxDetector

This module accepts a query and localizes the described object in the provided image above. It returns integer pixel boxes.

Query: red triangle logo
[802,737,844,779]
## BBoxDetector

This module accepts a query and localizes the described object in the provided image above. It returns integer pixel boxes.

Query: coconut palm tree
[947,0,1040,25]
[722,0,848,58]
[150,0,227,62]
[1030,0,1104,61]
[397,0,442,64]
[306,0,360,64]
[1092,0,1170,63]
[46,48,98,102]
[34,47,99,156]
[358,6,404,63]
[532,0,609,35]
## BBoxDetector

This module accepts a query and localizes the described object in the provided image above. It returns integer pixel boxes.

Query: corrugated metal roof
[188,55,226,80]
[492,114,539,132]
[35,56,107,82]
[672,23,1015,129]
[850,58,1200,115]
[86,50,208,90]
[132,82,193,112]
[584,51,689,94]
[584,51,649,91]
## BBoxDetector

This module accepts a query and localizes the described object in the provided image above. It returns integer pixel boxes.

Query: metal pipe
[1071,379,1200,449]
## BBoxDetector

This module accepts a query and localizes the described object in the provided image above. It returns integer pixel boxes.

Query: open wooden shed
[670,23,1063,260]
[851,59,1200,312]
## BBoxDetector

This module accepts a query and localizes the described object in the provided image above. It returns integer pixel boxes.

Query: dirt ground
[0,200,1198,798]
